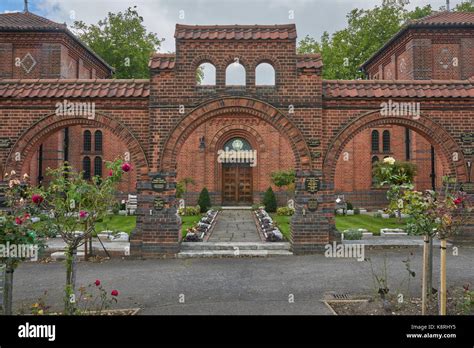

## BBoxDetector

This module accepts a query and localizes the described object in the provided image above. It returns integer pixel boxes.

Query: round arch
[160,97,311,172]
[323,110,468,183]
[5,112,150,181]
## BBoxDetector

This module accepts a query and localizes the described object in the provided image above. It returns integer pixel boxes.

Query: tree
[0,171,45,315]
[177,177,196,207]
[270,170,295,202]
[263,187,277,213]
[197,188,211,213]
[36,159,130,314]
[72,6,163,78]
[297,0,473,79]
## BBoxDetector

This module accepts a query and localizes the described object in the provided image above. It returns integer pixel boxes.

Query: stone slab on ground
[209,209,261,242]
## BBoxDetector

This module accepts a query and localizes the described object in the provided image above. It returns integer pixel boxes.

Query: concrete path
[12,246,474,315]
[208,209,260,242]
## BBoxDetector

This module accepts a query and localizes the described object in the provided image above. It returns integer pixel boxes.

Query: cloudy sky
[1,0,467,52]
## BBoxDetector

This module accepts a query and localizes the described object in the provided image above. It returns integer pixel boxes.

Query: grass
[94,215,136,234]
[181,215,202,237]
[335,214,405,235]
[270,213,407,238]
[270,214,291,240]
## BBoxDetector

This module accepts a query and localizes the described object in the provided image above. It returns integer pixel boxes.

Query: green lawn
[94,215,136,234]
[270,213,406,238]
[181,215,202,237]
[270,214,291,240]
[335,214,405,235]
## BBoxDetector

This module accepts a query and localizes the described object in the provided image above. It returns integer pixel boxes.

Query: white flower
[383,157,396,165]
[10,170,16,176]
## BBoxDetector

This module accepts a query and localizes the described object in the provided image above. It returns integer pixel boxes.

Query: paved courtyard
[208,210,261,242]
[12,246,474,315]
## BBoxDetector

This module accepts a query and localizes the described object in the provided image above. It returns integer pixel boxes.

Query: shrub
[354,208,360,215]
[263,187,277,213]
[178,206,201,216]
[346,201,353,211]
[210,206,222,211]
[343,229,363,240]
[374,212,382,218]
[277,207,295,216]
[197,188,211,213]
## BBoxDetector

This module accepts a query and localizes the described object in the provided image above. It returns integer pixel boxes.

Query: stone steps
[177,249,293,258]
[178,241,292,258]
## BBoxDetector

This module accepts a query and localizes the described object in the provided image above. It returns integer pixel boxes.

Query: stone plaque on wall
[307,139,321,147]
[305,177,320,193]
[151,175,167,192]
[307,198,319,212]
[0,138,11,148]
[461,133,474,143]
[153,197,165,210]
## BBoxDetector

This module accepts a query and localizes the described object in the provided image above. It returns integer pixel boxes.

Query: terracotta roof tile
[149,54,176,70]
[297,54,323,70]
[174,24,297,40]
[0,79,150,99]
[323,79,474,99]
[0,11,66,30]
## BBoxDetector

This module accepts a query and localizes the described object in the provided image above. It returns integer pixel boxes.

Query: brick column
[130,171,182,258]
[290,170,338,254]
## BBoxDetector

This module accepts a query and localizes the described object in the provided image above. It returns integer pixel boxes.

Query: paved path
[209,210,260,242]
[12,247,474,315]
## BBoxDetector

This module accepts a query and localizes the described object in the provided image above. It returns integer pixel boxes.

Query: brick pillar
[130,171,182,258]
[290,170,338,254]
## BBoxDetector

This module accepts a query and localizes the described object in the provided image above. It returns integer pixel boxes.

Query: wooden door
[222,165,253,205]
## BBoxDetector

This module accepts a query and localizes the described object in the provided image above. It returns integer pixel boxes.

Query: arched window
[255,62,275,86]
[371,130,379,152]
[372,156,379,186]
[225,61,246,86]
[83,130,91,152]
[94,130,103,152]
[196,62,216,86]
[94,156,102,177]
[83,156,91,180]
[383,130,391,153]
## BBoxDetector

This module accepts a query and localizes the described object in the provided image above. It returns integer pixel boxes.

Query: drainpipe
[430,146,436,190]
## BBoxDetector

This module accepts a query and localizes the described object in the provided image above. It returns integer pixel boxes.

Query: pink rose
[32,194,43,205]
[79,211,88,219]
[94,279,101,286]
[121,163,132,172]
[111,290,119,297]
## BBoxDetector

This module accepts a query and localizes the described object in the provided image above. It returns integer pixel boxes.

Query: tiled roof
[323,79,474,98]
[411,11,474,25]
[0,11,66,30]
[174,24,297,40]
[297,54,323,69]
[0,11,113,74]
[0,79,149,98]
[361,12,474,70]
[149,54,176,70]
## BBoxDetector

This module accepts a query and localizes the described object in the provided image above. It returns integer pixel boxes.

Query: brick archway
[5,112,149,181]
[323,111,468,183]
[160,97,311,172]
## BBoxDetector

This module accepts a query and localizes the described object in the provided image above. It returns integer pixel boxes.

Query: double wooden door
[222,165,253,205]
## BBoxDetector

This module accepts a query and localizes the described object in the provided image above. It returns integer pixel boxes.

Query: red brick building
[0,11,473,256]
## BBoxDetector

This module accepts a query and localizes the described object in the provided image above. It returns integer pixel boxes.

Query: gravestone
[179,199,185,209]
[0,264,5,314]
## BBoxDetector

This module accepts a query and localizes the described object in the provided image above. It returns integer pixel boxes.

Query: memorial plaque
[311,151,322,159]
[0,138,11,148]
[151,175,167,192]
[461,133,474,143]
[153,197,165,210]
[463,148,474,156]
[461,182,474,193]
[305,177,320,193]
[307,198,319,212]
[307,139,321,147]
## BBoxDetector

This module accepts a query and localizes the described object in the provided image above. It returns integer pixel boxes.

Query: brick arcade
[0,11,473,257]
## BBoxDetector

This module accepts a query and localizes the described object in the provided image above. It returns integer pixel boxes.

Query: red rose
[108,169,113,177]
[94,279,101,286]
[23,213,30,220]
[32,194,43,205]
[111,290,119,296]
[79,211,88,219]
[15,217,23,225]
[121,163,132,172]
[454,197,463,205]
